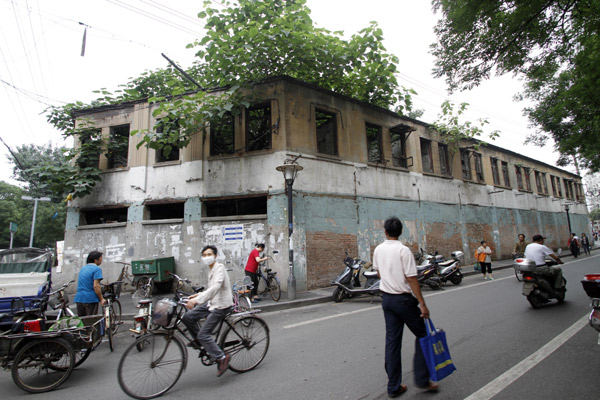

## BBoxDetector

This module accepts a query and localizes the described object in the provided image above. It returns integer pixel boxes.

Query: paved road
[1,254,599,399]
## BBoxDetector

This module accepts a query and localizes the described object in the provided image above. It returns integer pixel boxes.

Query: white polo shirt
[373,240,417,294]
[524,243,555,266]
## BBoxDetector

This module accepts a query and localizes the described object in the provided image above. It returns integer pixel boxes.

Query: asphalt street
[1,254,599,399]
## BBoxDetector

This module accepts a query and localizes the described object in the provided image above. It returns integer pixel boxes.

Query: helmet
[152,299,177,327]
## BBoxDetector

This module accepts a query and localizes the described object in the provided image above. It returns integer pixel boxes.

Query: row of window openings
[80,197,268,225]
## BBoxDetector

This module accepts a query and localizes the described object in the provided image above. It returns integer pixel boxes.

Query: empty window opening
[501,161,510,187]
[315,109,338,156]
[491,157,500,186]
[81,207,128,225]
[154,119,181,163]
[534,171,543,193]
[145,203,184,220]
[78,128,102,169]
[460,149,472,180]
[516,166,524,190]
[420,138,434,173]
[203,196,267,218]
[551,175,558,196]
[541,172,548,194]
[106,124,129,169]
[523,167,532,191]
[210,112,235,156]
[246,103,272,152]
[390,125,411,168]
[365,123,383,163]
[474,153,484,182]
[438,143,450,175]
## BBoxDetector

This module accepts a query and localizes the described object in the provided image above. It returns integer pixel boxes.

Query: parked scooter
[417,261,442,290]
[415,249,463,288]
[581,274,600,344]
[513,257,566,308]
[332,255,380,302]
[435,251,464,286]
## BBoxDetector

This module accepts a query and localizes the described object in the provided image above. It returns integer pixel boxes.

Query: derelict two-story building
[60,76,589,291]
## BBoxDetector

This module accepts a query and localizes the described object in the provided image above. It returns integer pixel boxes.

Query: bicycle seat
[138,299,152,305]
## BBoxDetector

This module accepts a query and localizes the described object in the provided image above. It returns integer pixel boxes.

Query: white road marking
[463,313,589,400]
[283,305,380,329]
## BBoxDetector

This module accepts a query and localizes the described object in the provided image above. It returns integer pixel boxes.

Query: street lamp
[276,160,303,300]
[564,203,572,235]
[21,196,51,247]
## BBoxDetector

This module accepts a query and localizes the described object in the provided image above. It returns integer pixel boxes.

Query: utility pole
[21,196,51,247]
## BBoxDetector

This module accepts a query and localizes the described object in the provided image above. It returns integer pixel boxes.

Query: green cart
[131,257,175,293]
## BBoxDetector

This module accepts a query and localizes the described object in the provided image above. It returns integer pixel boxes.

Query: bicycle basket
[48,316,84,331]
[48,292,66,310]
[152,299,177,327]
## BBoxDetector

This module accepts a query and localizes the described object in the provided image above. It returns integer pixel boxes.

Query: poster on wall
[222,225,244,243]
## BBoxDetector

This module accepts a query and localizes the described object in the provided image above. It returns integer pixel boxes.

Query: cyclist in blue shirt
[74,251,105,316]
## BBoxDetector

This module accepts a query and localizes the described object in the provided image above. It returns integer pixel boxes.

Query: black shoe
[216,354,230,377]
[388,384,407,398]
[187,339,200,348]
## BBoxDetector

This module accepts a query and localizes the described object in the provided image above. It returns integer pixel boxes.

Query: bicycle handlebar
[48,280,75,296]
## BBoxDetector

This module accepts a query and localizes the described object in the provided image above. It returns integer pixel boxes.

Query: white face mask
[201,255,215,266]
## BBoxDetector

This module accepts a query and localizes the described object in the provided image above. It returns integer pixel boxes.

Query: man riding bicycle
[182,245,233,377]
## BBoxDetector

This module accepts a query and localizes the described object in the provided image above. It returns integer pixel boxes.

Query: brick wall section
[306,231,357,289]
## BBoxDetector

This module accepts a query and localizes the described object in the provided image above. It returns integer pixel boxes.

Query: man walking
[373,217,438,398]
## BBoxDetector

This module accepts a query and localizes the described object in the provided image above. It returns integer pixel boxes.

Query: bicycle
[117,275,270,399]
[257,256,281,301]
[115,261,135,290]
[232,276,253,312]
[101,281,123,352]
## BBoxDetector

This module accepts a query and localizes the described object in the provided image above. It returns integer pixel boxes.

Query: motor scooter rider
[524,234,564,290]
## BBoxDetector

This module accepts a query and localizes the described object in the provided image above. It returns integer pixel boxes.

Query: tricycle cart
[131,256,175,293]
[0,314,104,393]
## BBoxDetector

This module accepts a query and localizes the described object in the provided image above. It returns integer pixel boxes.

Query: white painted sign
[222,225,244,243]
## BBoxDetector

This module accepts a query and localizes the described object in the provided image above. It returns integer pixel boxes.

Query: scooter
[415,248,463,288]
[332,255,380,303]
[581,274,600,344]
[436,251,464,285]
[513,257,566,309]
[417,261,442,290]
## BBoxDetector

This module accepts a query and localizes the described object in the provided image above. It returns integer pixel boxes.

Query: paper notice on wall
[222,225,244,243]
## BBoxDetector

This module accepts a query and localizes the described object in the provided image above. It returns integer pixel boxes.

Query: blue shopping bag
[419,318,457,381]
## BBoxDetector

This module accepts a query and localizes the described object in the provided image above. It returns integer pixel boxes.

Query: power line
[10,0,40,96]
[0,77,67,106]
[25,0,48,97]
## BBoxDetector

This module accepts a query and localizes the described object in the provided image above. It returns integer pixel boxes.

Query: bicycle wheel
[73,345,92,368]
[219,315,270,373]
[110,300,122,334]
[105,306,114,352]
[237,295,252,312]
[118,332,185,400]
[268,276,281,301]
[514,268,523,282]
[11,337,75,393]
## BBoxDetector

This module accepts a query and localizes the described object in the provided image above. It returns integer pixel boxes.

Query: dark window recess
[460,149,471,180]
[474,153,484,182]
[390,127,409,168]
[155,119,181,163]
[316,109,338,156]
[420,138,434,173]
[246,103,271,152]
[556,177,562,197]
[551,175,557,196]
[81,207,128,225]
[146,203,184,220]
[516,166,524,190]
[203,196,267,217]
[501,161,510,187]
[541,172,548,194]
[438,143,450,175]
[210,112,235,156]
[534,171,543,193]
[523,167,532,191]
[78,128,102,169]
[106,124,129,169]
[366,123,383,163]
[491,158,500,185]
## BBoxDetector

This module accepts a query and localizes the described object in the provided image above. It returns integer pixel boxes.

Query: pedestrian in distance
[513,233,527,258]
[581,233,591,255]
[74,250,106,316]
[372,217,439,398]
[568,233,580,258]
[245,243,268,303]
[182,245,233,377]
[475,240,493,280]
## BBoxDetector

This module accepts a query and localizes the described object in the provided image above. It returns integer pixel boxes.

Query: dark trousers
[181,305,230,360]
[480,262,492,274]
[382,293,430,393]
[76,302,99,316]
[245,270,259,298]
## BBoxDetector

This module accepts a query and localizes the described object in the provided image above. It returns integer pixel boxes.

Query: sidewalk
[118,256,526,318]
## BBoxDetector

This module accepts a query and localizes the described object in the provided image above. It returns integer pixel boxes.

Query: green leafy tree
[431,0,600,171]
[590,208,600,221]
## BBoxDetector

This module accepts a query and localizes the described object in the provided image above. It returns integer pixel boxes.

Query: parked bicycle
[257,256,281,301]
[232,276,253,312]
[101,281,123,352]
[115,261,135,290]
[117,275,270,399]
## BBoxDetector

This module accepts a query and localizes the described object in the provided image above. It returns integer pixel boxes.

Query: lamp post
[276,160,303,300]
[21,196,51,247]
[564,203,572,235]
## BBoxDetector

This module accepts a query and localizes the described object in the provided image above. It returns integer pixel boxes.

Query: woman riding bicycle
[245,243,268,303]
[181,245,233,377]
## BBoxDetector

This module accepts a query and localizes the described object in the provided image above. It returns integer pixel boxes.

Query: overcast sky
[0,0,573,187]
